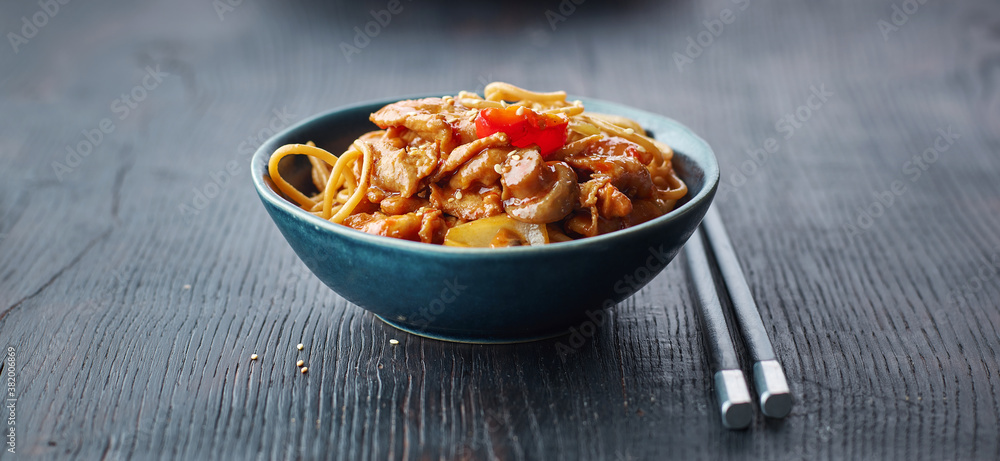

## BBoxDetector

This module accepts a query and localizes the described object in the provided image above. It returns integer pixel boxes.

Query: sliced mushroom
[500,149,579,224]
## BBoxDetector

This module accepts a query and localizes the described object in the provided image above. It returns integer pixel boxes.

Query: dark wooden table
[2,0,999,459]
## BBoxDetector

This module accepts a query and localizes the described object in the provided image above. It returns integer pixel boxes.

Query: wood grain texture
[1,0,999,459]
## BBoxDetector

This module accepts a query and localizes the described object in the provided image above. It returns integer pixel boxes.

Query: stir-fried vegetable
[443,214,549,247]
[475,106,569,156]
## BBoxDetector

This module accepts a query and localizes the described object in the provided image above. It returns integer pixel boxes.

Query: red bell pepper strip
[475,106,569,156]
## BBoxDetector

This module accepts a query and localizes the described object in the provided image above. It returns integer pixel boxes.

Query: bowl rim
[251,93,720,256]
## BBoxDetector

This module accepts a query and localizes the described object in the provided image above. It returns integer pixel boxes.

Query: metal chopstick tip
[714,370,753,429]
[753,360,792,418]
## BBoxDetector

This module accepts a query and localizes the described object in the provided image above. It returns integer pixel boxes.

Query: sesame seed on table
[0,0,998,460]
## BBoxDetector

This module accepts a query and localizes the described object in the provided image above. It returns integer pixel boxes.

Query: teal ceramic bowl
[251,95,719,343]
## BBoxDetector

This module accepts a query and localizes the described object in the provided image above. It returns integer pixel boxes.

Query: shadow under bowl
[251,95,719,343]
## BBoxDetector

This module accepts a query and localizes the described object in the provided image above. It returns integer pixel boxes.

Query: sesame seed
[296,359,305,367]
[250,354,258,360]
[447,197,455,203]
[493,164,502,174]
[389,339,399,345]
[455,191,463,200]
[466,110,478,117]
[624,128,634,135]
[515,106,525,116]
[301,367,308,374]
[512,154,521,161]
[296,343,304,350]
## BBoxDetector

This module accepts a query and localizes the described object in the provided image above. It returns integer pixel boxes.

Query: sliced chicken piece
[448,147,510,190]
[379,195,429,215]
[435,132,508,180]
[429,184,504,222]
[343,211,423,241]
[368,140,437,198]
[370,98,457,153]
[343,209,447,244]
[565,137,654,198]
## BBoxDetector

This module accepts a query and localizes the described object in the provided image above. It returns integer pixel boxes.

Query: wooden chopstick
[684,229,754,430]
[700,206,793,419]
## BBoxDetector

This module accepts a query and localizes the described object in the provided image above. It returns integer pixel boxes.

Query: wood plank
[1,0,998,459]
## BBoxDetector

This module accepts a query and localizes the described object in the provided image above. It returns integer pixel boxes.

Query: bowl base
[374,315,572,344]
